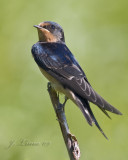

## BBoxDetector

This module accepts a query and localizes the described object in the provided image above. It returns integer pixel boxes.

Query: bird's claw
[63,96,68,107]
[56,96,68,111]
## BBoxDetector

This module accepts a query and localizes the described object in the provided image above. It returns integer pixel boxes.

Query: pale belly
[39,67,77,103]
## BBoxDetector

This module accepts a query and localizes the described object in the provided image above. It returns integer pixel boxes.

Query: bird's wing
[32,42,122,115]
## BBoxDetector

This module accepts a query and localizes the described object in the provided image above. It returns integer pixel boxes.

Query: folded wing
[32,42,122,115]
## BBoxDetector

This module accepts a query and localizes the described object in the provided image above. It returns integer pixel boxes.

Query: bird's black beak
[33,25,42,29]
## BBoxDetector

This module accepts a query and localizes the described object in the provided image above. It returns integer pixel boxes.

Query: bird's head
[34,21,65,43]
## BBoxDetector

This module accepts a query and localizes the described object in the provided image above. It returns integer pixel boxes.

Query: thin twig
[47,82,80,160]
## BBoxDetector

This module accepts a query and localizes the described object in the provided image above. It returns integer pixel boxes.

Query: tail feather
[87,102,108,139]
[99,107,111,119]
[90,88,122,115]
[75,94,108,139]
[75,95,93,126]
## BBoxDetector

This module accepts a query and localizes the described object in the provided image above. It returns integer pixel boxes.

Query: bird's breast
[39,67,76,102]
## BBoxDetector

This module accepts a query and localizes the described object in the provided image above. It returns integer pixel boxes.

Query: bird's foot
[57,96,68,111]
[62,96,68,112]
[62,96,68,107]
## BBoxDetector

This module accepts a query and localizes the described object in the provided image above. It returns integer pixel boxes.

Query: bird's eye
[51,25,55,30]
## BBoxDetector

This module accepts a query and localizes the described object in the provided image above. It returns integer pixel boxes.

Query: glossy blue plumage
[32,42,78,66]
[32,41,122,139]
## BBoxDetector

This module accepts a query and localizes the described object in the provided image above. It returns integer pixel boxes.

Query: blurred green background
[0,0,128,159]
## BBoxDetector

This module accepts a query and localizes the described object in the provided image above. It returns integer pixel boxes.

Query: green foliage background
[0,0,128,159]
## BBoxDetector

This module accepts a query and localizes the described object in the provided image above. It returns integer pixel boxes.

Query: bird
[31,21,122,139]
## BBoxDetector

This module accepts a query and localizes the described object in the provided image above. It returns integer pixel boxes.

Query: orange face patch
[38,29,57,42]
[37,22,58,42]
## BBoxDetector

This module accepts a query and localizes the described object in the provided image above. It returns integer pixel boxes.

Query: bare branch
[47,82,80,160]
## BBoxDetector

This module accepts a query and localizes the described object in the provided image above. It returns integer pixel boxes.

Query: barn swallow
[31,21,122,139]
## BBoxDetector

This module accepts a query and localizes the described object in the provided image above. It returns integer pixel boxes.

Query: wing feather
[32,42,122,115]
